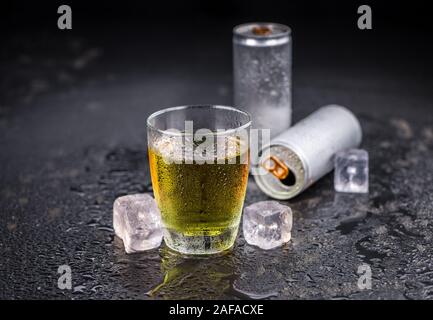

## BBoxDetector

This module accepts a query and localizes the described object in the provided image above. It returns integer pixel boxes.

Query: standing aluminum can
[254,105,362,200]
[233,22,292,138]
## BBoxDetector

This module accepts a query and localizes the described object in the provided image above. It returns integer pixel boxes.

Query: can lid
[253,143,307,200]
[233,22,291,47]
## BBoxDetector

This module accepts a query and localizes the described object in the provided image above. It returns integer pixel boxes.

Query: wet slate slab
[1,28,433,300]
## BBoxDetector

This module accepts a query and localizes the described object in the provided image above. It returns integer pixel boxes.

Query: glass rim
[146,104,252,137]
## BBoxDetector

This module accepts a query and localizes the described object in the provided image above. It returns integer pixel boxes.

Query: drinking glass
[147,105,251,254]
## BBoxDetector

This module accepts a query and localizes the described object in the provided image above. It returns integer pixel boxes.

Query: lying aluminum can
[254,105,362,199]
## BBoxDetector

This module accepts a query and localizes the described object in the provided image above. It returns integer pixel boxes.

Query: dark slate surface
[1,23,433,299]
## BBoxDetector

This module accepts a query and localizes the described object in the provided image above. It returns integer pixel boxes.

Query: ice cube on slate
[113,194,162,253]
[243,201,293,250]
[334,149,369,193]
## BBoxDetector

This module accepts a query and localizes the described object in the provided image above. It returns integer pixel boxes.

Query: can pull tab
[262,156,289,180]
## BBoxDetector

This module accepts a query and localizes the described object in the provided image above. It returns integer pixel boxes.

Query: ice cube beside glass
[113,193,163,253]
[334,149,369,193]
[242,200,293,250]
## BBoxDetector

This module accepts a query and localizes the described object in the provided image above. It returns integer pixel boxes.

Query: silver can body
[233,22,292,138]
[254,105,362,199]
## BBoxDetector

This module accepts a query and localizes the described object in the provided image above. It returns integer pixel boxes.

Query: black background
[2,0,432,70]
[1,0,432,116]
